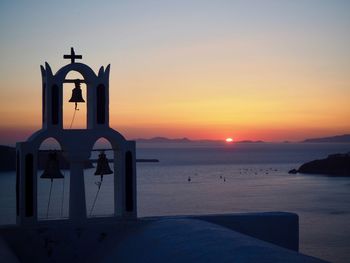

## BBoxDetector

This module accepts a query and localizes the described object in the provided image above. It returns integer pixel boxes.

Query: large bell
[94,151,113,177]
[69,81,85,103]
[40,152,64,179]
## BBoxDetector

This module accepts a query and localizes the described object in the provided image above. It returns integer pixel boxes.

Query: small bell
[69,80,85,109]
[41,152,64,180]
[94,151,113,180]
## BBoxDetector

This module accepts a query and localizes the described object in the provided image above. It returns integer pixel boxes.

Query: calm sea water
[0,142,349,263]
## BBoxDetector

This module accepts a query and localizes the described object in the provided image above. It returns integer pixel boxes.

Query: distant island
[136,137,194,143]
[135,137,264,144]
[1,133,349,171]
[135,134,350,143]
[302,134,350,143]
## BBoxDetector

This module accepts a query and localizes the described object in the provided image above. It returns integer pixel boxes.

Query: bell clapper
[46,178,53,219]
[69,104,79,129]
[90,175,103,216]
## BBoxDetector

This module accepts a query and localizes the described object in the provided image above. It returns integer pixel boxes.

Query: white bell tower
[16,48,137,225]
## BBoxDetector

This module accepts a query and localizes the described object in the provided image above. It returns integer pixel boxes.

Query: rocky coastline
[289,153,350,176]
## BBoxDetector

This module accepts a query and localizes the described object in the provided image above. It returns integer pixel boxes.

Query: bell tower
[16,48,137,225]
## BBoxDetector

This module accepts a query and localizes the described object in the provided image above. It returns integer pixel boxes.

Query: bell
[69,81,85,103]
[94,151,113,177]
[41,152,64,179]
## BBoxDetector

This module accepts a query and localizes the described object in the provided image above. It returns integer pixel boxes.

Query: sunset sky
[0,0,349,144]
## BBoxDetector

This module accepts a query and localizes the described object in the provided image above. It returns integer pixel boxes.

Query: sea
[0,142,349,263]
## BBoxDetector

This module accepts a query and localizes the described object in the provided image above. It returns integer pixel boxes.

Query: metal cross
[63,47,82,64]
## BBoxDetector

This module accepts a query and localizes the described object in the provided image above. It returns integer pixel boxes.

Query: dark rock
[288,169,298,174]
[0,145,16,171]
[297,153,350,176]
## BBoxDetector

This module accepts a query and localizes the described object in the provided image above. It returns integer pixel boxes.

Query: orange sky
[1,1,350,144]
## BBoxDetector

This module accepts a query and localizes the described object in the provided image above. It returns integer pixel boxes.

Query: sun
[225,137,233,143]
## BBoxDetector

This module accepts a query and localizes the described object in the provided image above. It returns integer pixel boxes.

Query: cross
[63,47,82,64]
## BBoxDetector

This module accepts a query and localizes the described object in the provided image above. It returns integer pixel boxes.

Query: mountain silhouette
[302,134,350,143]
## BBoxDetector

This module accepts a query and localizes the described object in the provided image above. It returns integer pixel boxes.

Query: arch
[54,63,104,130]
[91,129,127,150]
[37,137,66,220]
[55,63,98,85]
[92,137,113,149]
[87,137,115,217]
[27,131,66,153]
[78,129,127,152]
[38,137,62,150]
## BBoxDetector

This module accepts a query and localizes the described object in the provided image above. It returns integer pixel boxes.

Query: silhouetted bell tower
[16,48,137,225]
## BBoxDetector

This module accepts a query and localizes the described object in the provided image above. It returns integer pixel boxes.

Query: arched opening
[51,85,59,125]
[42,82,46,124]
[37,138,69,220]
[85,137,114,217]
[125,151,134,212]
[25,154,34,217]
[96,84,106,124]
[16,151,20,216]
[63,71,87,129]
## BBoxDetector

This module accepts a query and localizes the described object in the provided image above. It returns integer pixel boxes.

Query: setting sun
[225,138,233,143]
